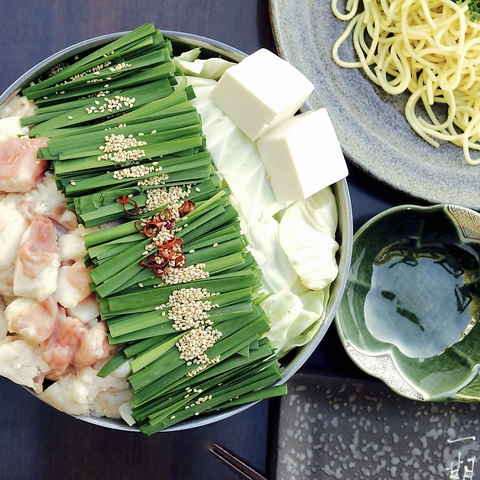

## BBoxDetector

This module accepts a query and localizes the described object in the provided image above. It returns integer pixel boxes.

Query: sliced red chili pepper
[158,239,184,260]
[174,254,186,268]
[116,195,141,215]
[164,218,176,229]
[139,255,169,276]
[175,237,184,248]
[156,238,176,253]
[116,196,129,204]
[139,231,186,277]
[159,208,173,220]
[142,220,166,237]
[178,200,195,217]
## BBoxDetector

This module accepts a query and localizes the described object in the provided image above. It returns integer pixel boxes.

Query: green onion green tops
[22,23,286,434]
[454,0,480,21]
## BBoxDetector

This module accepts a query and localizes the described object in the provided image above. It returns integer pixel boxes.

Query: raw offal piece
[0,116,29,140]
[0,338,50,393]
[53,263,94,310]
[13,215,60,301]
[5,296,58,344]
[0,193,30,271]
[0,136,48,193]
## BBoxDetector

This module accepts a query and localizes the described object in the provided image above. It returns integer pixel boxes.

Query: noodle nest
[332,0,480,165]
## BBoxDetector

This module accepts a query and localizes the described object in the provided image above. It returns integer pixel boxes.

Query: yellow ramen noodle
[331,0,480,165]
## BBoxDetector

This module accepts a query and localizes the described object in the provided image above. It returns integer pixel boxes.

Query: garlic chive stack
[21,23,286,434]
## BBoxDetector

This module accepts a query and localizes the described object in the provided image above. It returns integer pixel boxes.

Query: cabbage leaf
[177,53,340,355]
[174,48,235,80]
[279,188,339,291]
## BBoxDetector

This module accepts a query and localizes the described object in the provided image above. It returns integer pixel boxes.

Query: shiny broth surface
[365,238,480,359]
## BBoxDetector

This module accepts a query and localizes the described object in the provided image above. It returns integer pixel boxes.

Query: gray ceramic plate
[269,0,480,210]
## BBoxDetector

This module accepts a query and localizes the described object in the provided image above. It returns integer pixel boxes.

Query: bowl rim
[0,29,353,432]
[351,203,480,241]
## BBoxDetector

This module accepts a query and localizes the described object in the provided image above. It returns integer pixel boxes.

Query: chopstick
[210,443,269,480]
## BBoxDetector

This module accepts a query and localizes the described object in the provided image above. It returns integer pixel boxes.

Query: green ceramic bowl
[336,204,480,402]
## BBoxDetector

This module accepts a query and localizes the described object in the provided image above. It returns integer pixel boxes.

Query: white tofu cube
[210,48,314,141]
[257,109,348,202]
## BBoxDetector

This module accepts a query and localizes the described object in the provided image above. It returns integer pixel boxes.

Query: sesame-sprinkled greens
[22,23,286,434]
